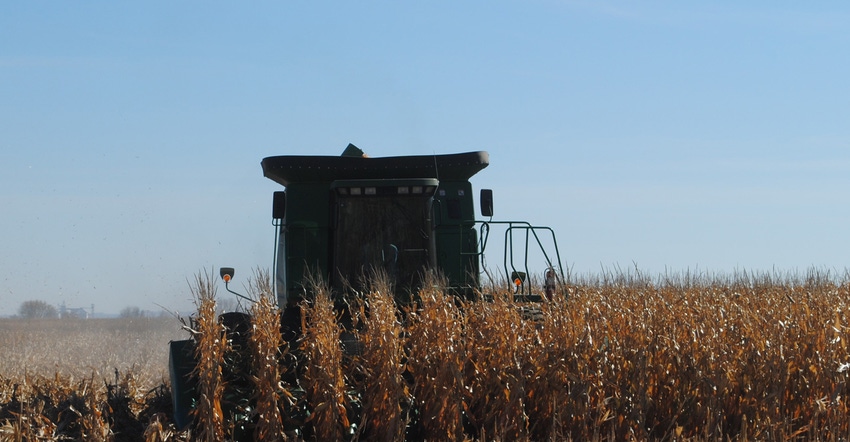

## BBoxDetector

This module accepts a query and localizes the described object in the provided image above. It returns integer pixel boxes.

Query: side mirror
[272,191,286,220]
[480,189,494,217]
[220,267,235,283]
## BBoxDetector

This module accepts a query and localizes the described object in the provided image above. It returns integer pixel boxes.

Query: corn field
[4,269,850,440]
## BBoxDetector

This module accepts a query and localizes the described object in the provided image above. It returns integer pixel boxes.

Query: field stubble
[0,317,184,384]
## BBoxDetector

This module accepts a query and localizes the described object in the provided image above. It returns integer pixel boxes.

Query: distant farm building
[60,302,94,319]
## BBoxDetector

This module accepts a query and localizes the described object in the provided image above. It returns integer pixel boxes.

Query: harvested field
[0,316,186,441]
[0,317,184,384]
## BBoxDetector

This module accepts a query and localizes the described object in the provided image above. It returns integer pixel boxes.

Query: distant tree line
[119,306,145,318]
[16,300,169,319]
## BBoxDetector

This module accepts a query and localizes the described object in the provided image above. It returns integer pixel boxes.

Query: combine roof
[262,150,489,187]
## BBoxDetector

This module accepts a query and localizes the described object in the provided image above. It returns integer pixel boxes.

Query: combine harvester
[169,144,565,432]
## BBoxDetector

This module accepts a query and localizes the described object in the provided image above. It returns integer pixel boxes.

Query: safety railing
[471,220,565,298]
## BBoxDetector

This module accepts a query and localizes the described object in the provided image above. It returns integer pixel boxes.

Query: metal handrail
[469,220,565,296]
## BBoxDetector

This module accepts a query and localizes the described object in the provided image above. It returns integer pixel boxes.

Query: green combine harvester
[169,144,565,433]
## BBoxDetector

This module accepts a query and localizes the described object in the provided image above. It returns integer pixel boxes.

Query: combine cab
[169,144,565,432]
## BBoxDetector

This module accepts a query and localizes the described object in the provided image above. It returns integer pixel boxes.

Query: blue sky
[2,2,849,315]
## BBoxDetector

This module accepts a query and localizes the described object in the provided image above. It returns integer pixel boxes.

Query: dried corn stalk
[190,271,227,442]
[302,282,350,440]
[247,268,288,441]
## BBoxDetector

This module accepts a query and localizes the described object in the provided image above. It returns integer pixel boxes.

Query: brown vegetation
[0,316,182,441]
[3,270,850,440]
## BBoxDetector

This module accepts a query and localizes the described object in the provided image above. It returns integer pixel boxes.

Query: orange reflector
[514,278,521,286]
[223,274,231,282]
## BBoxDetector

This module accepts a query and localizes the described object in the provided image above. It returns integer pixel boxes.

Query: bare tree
[18,300,59,319]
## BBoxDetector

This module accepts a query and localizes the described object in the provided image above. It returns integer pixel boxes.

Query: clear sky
[2,2,850,316]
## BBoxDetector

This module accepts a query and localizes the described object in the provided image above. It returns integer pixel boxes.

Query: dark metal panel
[261,151,489,186]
